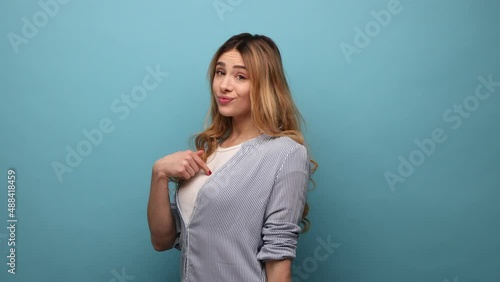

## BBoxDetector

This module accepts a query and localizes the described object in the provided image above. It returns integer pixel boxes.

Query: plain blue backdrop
[1,0,499,281]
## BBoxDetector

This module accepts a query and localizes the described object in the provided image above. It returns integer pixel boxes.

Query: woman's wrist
[152,162,169,179]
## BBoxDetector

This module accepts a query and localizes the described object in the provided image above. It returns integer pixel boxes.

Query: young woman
[147,33,317,282]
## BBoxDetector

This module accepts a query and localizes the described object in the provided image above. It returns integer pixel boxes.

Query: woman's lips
[218,97,233,105]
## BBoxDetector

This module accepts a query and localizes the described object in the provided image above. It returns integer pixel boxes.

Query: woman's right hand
[153,150,211,180]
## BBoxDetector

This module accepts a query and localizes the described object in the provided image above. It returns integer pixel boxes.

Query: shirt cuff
[256,220,301,261]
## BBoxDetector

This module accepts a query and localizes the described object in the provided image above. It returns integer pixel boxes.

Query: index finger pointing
[193,151,211,175]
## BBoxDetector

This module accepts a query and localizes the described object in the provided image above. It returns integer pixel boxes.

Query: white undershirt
[178,143,242,224]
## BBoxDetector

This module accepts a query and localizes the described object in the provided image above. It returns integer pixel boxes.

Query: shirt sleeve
[170,201,182,251]
[256,144,310,262]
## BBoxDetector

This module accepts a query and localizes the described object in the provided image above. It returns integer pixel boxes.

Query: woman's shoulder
[269,134,303,145]
[259,134,308,156]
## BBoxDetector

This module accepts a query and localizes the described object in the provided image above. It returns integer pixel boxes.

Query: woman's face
[212,49,251,121]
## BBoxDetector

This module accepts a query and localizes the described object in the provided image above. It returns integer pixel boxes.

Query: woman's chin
[217,109,234,117]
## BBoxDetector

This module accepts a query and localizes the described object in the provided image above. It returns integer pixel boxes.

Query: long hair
[181,33,318,232]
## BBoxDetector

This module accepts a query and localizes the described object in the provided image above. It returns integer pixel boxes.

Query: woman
[147,33,317,282]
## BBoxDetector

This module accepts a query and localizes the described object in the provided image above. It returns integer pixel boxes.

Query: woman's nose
[220,76,232,92]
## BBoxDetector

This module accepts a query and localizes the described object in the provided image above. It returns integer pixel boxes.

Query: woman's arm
[147,167,177,251]
[265,259,292,282]
[147,150,210,251]
[256,144,310,279]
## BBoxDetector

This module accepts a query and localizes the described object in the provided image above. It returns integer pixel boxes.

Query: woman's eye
[236,75,246,80]
[216,70,225,76]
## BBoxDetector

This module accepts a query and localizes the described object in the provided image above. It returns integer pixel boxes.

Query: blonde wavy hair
[179,33,317,232]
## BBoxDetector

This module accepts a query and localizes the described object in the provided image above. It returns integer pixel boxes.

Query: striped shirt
[178,143,242,224]
[170,133,312,282]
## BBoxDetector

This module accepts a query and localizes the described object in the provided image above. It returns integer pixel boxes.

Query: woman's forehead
[217,50,245,66]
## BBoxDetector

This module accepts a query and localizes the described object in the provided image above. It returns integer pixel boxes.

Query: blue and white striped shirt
[170,133,312,281]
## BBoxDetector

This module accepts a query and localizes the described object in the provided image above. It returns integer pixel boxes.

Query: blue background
[1,0,499,281]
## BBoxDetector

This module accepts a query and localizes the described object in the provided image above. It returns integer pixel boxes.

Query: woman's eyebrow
[216,61,246,70]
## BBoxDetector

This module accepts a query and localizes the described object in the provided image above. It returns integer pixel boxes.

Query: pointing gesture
[153,150,211,180]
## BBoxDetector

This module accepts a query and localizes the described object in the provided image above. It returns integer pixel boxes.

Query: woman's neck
[221,118,261,148]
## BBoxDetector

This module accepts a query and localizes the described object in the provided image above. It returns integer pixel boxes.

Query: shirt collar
[241,133,272,148]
